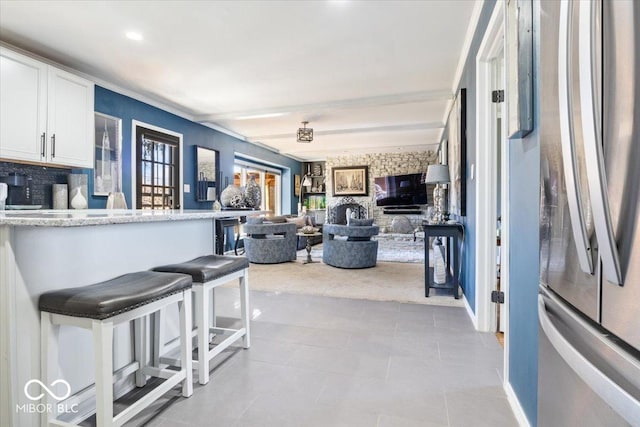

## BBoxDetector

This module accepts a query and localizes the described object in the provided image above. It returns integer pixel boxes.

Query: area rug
[235,258,462,307]
[301,234,426,264]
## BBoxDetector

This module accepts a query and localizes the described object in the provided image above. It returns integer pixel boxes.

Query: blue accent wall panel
[444,0,497,312]
[91,86,301,212]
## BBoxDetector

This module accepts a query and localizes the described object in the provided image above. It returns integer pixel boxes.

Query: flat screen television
[374,173,428,206]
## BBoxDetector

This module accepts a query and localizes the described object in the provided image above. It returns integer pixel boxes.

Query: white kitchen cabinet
[0,47,94,168]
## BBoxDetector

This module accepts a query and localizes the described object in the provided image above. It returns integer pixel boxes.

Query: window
[234,160,281,215]
[136,126,180,209]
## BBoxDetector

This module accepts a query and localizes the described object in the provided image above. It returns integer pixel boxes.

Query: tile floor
[116,288,518,427]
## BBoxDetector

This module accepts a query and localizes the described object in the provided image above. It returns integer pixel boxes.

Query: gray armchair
[322,223,379,269]
[243,222,297,264]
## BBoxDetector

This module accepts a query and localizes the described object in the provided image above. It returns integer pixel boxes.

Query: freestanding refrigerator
[538,0,640,425]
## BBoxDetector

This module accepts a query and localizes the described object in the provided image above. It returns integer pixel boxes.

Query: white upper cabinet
[0,48,47,163]
[0,47,94,168]
[46,67,94,167]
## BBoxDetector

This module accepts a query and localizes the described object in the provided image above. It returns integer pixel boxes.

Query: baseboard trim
[463,293,478,329]
[504,382,532,427]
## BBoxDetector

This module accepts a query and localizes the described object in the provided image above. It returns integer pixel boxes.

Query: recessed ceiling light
[125,31,143,41]
[236,112,288,120]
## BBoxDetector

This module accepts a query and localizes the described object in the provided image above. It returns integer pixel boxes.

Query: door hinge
[491,90,505,103]
[491,290,505,304]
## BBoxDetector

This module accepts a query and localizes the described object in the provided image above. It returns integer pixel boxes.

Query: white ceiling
[0,0,480,161]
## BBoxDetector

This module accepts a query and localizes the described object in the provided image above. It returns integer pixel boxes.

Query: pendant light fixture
[297,121,313,143]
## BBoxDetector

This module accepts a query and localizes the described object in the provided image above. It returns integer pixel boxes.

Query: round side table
[296,232,322,264]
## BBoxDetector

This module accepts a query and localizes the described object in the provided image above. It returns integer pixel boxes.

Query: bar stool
[39,271,193,427]
[152,255,250,385]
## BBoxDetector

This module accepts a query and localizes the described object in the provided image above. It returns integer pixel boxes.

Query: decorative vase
[433,239,447,284]
[70,187,88,209]
[212,199,222,211]
[220,185,245,208]
[67,173,88,209]
[244,175,261,208]
[52,184,68,210]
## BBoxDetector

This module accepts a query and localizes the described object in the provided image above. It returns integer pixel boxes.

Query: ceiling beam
[194,90,452,122]
[279,141,441,155]
[250,122,444,141]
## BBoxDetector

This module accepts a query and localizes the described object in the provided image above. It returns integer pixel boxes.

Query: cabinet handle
[51,134,56,158]
[40,133,46,158]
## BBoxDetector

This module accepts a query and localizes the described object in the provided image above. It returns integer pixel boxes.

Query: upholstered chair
[322,219,379,268]
[243,222,298,264]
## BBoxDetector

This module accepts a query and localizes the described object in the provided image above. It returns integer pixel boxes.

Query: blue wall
[507,1,541,424]
[89,86,301,211]
[445,1,541,423]
[445,0,497,312]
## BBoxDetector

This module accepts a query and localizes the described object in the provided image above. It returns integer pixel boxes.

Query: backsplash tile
[0,162,71,208]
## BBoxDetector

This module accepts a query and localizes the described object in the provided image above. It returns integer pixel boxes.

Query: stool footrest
[208,328,246,359]
[113,370,185,426]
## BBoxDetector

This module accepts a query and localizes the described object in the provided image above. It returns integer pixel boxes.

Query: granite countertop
[0,209,267,227]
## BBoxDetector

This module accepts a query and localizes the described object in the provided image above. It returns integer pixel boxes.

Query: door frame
[131,120,184,209]
[475,0,510,364]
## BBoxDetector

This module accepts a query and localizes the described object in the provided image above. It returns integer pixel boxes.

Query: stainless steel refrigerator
[539,0,640,425]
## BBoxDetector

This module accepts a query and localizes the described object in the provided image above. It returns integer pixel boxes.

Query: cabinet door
[0,48,47,162]
[46,67,94,168]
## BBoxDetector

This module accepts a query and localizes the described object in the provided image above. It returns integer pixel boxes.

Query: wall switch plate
[184,184,190,193]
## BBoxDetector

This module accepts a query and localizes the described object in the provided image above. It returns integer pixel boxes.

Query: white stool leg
[40,312,58,426]
[211,288,217,330]
[194,284,209,385]
[151,310,162,366]
[239,269,250,348]
[93,320,114,427]
[133,316,147,387]
[179,290,193,397]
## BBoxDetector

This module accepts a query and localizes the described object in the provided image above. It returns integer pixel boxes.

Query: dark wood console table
[422,221,464,299]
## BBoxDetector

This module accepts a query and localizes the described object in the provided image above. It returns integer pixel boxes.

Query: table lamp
[425,164,450,223]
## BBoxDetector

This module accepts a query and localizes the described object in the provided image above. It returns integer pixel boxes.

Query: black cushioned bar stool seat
[152,254,250,385]
[152,255,249,283]
[39,271,194,426]
[39,271,192,319]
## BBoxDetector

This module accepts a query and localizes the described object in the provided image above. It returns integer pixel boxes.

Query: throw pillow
[349,218,374,226]
[266,215,287,224]
[285,216,306,228]
[246,217,264,225]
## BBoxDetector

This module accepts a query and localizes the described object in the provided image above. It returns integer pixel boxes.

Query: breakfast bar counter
[0,209,262,427]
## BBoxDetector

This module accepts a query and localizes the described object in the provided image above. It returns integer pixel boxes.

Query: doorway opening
[475,0,509,356]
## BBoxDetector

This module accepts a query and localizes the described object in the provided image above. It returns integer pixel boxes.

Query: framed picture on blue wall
[94,112,122,196]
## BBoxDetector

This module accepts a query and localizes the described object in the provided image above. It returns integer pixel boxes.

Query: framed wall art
[332,166,369,197]
[294,174,301,197]
[506,0,533,138]
[448,88,467,216]
[94,112,122,196]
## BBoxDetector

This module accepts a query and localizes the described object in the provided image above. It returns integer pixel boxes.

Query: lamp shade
[425,164,450,184]
[301,175,312,187]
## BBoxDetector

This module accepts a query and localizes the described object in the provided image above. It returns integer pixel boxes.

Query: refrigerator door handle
[578,0,622,285]
[538,294,640,425]
[558,0,593,275]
